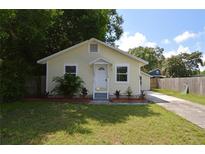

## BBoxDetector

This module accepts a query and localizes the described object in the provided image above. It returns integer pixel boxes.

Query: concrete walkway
[146,91,205,129]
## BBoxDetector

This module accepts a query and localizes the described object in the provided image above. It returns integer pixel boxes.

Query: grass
[1,101,205,144]
[152,88,205,106]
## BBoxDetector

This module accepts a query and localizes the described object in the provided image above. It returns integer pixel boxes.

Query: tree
[179,51,203,75]
[0,9,123,102]
[0,10,52,75]
[164,55,188,77]
[128,46,165,72]
[1,10,123,72]
[163,51,204,77]
[105,10,123,45]
[0,60,27,102]
[46,10,123,54]
[0,10,52,102]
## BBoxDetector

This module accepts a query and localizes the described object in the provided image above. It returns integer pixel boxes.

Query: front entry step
[94,93,108,100]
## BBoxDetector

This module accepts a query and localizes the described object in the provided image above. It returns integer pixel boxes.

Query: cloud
[164,45,190,58]
[177,45,191,53]
[163,50,176,58]
[174,31,197,43]
[115,32,157,51]
[161,39,170,44]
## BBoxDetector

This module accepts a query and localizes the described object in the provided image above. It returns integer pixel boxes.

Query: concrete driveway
[146,91,205,129]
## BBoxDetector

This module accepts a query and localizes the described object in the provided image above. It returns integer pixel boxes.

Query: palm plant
[52,73,84,97]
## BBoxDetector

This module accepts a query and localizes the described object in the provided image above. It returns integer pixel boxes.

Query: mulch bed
[24,96,148,104]
[111,97,147,103]
[23,96,91,103]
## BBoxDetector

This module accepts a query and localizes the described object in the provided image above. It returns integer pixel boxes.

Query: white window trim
[88,41,99,53]
[115,64,129,83]
[64,64,78,76]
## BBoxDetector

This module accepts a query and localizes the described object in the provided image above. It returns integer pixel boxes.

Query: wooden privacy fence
[156,77,205,96]
[25,76,205,96]
[25,76,46,97]
[150,78,158,89]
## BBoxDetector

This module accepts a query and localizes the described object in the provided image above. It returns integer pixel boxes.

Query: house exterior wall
[46,41,142,96]
[141,74,151,91]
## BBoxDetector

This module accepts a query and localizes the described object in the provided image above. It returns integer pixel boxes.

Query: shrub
[0,60,26,102]
[52,73,84,97]
[81,87,88,98]
[114,90,120,99]
[126,86,132,98]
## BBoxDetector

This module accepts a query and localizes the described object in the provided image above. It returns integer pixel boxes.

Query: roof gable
[89,57,112,65]
[37,38,148,65]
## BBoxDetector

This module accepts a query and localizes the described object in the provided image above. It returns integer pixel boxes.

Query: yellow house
[37,38,150,100]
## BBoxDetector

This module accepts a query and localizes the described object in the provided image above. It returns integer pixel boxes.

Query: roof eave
[36,40,89,64]
[37,38,149,65]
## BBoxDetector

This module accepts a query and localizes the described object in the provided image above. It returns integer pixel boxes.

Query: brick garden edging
[24,96,148,104]
[111,98,147,103]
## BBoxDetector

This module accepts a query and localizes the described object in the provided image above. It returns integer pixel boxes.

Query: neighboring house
[37,38,149,100]
[148,68,165,78]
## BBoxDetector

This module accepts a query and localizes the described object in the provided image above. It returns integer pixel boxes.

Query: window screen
[90,44,98,52]
[65,66,76,76]
[116,66,128,82]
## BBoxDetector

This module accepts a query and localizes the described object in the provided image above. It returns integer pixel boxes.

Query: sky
[115,10,205,71]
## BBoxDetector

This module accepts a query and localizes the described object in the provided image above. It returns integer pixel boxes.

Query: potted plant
[126,86,132,99]
[81,87,88,98]
[114,90,120,99]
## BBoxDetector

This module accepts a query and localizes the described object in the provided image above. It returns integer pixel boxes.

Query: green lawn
[1,101,205,144]
[152,88,205,106]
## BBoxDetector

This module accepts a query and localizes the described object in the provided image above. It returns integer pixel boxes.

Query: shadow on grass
[1,101,160,144]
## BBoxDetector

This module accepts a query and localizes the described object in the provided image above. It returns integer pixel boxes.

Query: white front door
[94,64,107,92]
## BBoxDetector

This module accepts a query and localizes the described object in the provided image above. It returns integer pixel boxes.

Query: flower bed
[24,95,147,104]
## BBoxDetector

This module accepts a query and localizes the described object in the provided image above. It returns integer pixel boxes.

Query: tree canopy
[128,46,165,72]
[163,55,188,77]
[0,9,123,102]
[128,46,204,77]
[163,51,204,77]
[0,10,123,67]
[46,10,123,54]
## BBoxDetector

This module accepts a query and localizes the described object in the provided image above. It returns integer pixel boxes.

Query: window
[90,43,98,52]
[65,65,77,76]
[116,65,128,82]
